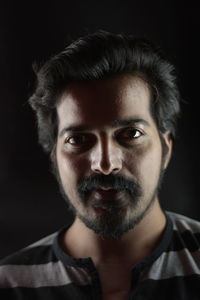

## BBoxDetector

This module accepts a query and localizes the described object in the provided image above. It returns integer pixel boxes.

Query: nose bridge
[91,133,122,174]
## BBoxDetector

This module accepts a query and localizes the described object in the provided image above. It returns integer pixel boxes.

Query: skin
[55,75,172,298]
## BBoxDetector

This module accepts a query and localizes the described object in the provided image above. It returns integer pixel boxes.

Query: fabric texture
[0,211,200,299]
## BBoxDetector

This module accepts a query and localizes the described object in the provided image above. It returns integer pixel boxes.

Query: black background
[0,1,199,258]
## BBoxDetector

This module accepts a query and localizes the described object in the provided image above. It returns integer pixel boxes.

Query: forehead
[56,75,153,129]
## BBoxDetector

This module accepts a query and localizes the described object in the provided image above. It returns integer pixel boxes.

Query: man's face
[55,75,172,238]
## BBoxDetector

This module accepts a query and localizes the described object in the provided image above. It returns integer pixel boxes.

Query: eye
[127,129,142,138]
[65,134,94,148]
[117,128,143,142]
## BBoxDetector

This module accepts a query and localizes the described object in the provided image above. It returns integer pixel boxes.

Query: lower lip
[92,205,127,216]
[93,207,111,214]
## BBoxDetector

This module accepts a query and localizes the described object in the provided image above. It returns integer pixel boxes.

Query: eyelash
[65,134,91,147]
[120,128,143,140]
[64,128,144,148]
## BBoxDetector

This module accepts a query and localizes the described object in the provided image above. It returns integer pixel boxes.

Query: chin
[77,211,140,239]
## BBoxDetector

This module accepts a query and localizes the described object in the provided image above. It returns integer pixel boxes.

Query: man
[0,31,199,300]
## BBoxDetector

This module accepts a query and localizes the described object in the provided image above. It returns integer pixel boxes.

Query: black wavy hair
[29,30,181,154]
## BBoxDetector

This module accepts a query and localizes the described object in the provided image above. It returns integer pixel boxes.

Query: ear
[161,131,173,170]
[50,144,57,164]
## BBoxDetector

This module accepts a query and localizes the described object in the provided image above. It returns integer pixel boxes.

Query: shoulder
[144,212,200,291]
[165,211,200,269]
[166,211,200,233]
[166,211,200,251]
[0,232,57,266]
[0,231,59,288]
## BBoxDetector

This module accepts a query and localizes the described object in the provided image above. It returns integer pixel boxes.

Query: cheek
[125,143,162,186]
[56,150,89,187]
[142,149,162,193]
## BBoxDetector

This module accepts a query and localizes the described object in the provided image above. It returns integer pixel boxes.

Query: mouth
[92,201,127,216]
[92,206,112,215]
[89,188,127,214]
[91,188,123,201]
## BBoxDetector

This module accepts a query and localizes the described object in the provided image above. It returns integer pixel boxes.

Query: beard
[52,161,165,239]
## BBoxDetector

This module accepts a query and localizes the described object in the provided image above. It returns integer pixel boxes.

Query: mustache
[77,173,142,198]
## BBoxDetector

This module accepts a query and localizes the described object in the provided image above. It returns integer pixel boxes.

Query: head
[29,30,180,238]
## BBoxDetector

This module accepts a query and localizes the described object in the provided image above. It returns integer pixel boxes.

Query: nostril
[111,167,121,174]
[93,167,120,175]
[94,168,101,174]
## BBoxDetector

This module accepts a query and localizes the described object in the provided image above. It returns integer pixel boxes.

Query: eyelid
[63,127,145,148]
[64,133,95,148]
[65,133,86,141]
[115,126,144,136]
[115,127,146,144]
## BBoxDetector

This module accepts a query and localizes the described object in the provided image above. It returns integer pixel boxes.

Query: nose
[90,136,122,175]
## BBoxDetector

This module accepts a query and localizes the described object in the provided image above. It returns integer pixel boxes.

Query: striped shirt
[0,211,200,299]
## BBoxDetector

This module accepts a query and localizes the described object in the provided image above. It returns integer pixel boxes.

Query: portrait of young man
[0,31,199,300]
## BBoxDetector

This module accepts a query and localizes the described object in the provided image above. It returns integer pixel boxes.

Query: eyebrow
[59,118,150,137]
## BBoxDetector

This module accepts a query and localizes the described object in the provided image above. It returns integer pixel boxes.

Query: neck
[61,199,166,267]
